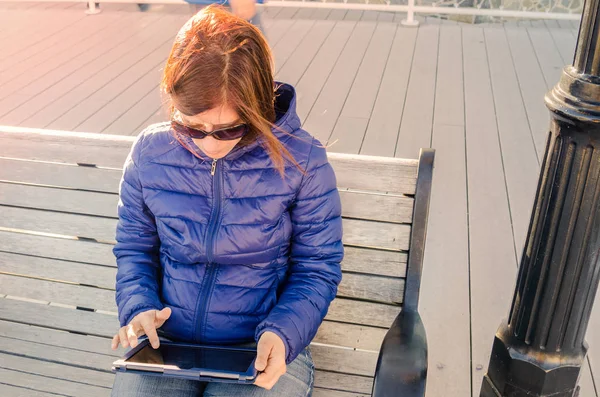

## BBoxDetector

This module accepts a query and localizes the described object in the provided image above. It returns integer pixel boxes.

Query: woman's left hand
[254,331,286,390]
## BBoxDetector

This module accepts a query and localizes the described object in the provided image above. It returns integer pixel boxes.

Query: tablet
[112,338,258,384]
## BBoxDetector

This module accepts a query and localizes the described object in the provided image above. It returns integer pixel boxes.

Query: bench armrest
[371,310,428,397]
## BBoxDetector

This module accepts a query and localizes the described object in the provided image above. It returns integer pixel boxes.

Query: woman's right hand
[111,307,172,350]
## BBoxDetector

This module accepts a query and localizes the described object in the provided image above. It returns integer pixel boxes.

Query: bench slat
[0,230,116,267]
[313,389,369,397]
[0,205,410,250]
[0,366,110,396]
[0,158,122,193]
[0,130,133,168]
[314,372,373,395]
[0,352,114,388]
[340,190,414,223]
[0,320,119,358]
[0,298,377,377]
[0,383,60,397]
[0,231,406,278]
[0,250,403,305]
[311,345,378,377]
[0,273,390,349]
[0,131,418,195]
[1,177,414,224]
[0,250,399,328]
[0,321,373,394]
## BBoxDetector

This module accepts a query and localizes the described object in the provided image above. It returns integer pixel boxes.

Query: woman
[110,6,343,397]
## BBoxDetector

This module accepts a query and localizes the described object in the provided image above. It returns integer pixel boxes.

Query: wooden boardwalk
[0,1,598,397]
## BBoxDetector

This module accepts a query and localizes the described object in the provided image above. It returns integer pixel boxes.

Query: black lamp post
[480,1,600,396]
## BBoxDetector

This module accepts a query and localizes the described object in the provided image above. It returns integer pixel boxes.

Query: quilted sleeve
[255,140,343,364]
[114,133,164,327]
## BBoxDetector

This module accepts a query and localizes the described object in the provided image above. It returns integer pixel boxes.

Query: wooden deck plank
[76,64,164,133]
[264,19,295,48]
[292,7,316,20]
[311,8,332,20]
[327,9,348,21]
[0,12,167,125]
[344,10,364,21]
[463,26,519,395]
[361,26,417,157]
[395,24,440,159]
[102,86,164,135]
[276,6,300,20]
[0,10,126,81]
[272,19,316,75]
[43,38,176,132]
[484,27,540,257]
[579,358,598,397]
[329,22,396,154]
[421,25,472,397]
[303,21,376,143]
[527,26,566,90]
[548,25,577,66]
[2,9,144,98]
[504,26,552,160]
[586,287,600,394]
[0,9,85,58]
[275,20,336,86]
[295,21,356,122]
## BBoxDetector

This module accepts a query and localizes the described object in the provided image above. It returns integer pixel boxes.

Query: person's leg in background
[111,372,206,397]
[203,348,314,397]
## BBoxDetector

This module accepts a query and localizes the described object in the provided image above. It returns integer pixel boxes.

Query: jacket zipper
[195,158,222,342]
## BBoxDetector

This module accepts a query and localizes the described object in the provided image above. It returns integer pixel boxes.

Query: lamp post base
[480,324,586,397]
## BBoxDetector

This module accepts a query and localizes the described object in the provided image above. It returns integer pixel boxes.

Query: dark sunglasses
[171,120,249,141]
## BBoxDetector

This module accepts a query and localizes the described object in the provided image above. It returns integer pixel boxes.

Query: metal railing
[1,0,582,24]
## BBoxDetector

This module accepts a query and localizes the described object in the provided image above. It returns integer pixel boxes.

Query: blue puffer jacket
[114,84,343,364]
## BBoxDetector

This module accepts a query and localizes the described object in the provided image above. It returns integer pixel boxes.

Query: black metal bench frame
[372,149,434,397]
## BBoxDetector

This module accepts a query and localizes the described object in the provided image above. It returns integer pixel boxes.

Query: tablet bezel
[111,338,258,383]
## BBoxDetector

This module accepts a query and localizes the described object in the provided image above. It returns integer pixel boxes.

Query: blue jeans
[111,348,314,397]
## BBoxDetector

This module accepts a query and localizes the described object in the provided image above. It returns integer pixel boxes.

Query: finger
[141,319,160,349]
[154,307,172,326]
[255,340,272,372]
[127,324,139,348]
[111,334,120,350]
[119,327,129,349]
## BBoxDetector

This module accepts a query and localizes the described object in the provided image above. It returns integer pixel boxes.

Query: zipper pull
[211,158,217,176]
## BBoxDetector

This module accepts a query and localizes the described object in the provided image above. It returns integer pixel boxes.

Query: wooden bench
[0,127,434,397]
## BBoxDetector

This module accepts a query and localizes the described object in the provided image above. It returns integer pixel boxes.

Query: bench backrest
[0,128,433,393]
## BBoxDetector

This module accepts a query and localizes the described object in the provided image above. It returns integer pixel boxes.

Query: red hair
[161,5,298,175]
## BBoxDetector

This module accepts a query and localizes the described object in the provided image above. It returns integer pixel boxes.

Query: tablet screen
[126,343,256,373]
